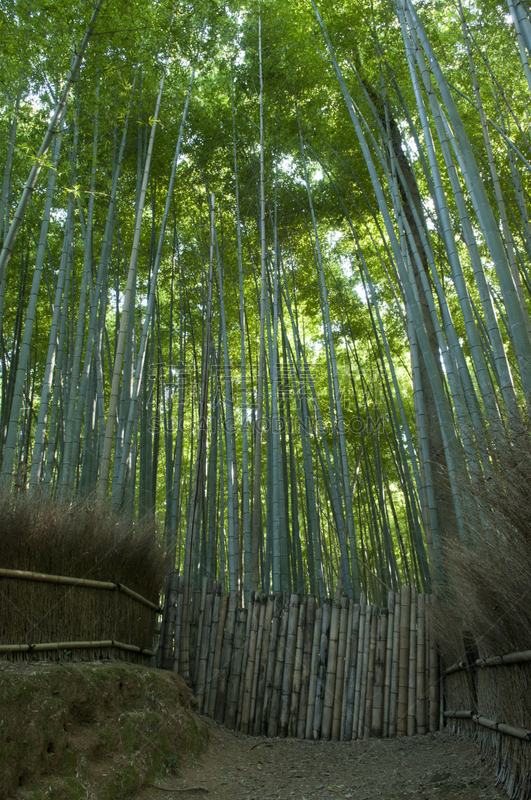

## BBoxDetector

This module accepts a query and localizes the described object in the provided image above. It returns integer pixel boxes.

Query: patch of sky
[50,208,67,224]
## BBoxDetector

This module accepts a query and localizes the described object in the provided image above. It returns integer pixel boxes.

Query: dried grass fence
[159,573,440,740]
[443,650,531,800]
[0,567,160,663]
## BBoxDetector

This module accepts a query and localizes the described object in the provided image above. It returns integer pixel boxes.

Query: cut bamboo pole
[268,595,290,737]
[298,595,316,739]
[408,586,417,736]
[262,593,283,734]
[351,596,367,740]
[443,711,531,741]
[189,587,201,687]
[389,591,401,737]
[428,595,440,732]
[371,608,388,737]
[194,576,209,687]
[204,583,222,715]
[305,605,323,740]
[195,579,215,713]
[416,594,426,735]
[289,595,306,737]
[225,607,247,729]
[240,591,261,733]
[249,594,268,732]
[363,605,378,739]
[236,592,256,731]
[356,602,372,740]
[340,597,354,741]
[343,601,361,741]
[207,592,228,719]
[253,594,275,735]
[172,575,184,675]
[382,591,395,737]
[279,593,300,736]
[214,591,238,722]
[0,639,155,656]
[0,567,161,610]
[322,599,341,740]
[397,585,411,735]
[313,598,331,740]
[332,595,349,741]
[157,569,179,669]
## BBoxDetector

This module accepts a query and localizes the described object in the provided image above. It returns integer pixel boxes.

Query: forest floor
[137,717,507,800]
[0,661,508,800]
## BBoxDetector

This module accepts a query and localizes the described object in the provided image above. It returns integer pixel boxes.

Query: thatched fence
[444,650,531,800]
[159,573,440,740]
[0,567,160,662]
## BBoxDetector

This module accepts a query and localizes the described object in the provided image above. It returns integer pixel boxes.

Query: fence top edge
[0,567,161,611]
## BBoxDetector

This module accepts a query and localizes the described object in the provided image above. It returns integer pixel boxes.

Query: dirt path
[137,720,506,800]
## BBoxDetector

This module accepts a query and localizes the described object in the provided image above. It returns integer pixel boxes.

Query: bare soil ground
[137,718,507,800]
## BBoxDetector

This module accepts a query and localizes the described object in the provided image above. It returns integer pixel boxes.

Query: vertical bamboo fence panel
[159,586,439,740]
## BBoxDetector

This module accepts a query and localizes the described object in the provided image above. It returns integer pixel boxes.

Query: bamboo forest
[2,0,531,608]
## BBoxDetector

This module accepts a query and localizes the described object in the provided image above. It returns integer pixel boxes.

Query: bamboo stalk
[382,591,395,737]
[371,608,388,737]
[322,599,341,740]
[0,568,161,610]
[397,585,411,735]
[344,601,361,741]
[363,606,378,739]
[389,591,401,737]
[225,607,247,729]
[279,593,300,736]
[305,605,323,740]
[253,594,275,735]
[416,594,426,735]
[356,603,372,740]
[408,586,417,736]
[332,595,349,741]
[289,594,306,737]
[313,598,331,740]
[297,595,316,739]
[208,593,228,719]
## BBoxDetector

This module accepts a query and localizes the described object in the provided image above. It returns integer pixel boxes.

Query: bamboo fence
[160,579,439,740]
[443,647,531,800]
[0,568,160,662]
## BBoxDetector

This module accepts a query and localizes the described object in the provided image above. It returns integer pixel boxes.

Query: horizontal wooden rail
[0,567,161,611]
[444,710,531,741]
[445,649,531,675]
[0,639,155,657]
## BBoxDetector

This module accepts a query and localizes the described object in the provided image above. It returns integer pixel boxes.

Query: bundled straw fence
[0,568,160,662]
[444,650,531,800]
[160,573,440,740]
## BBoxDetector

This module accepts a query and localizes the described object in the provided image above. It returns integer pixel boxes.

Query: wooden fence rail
[161,575,440,741]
